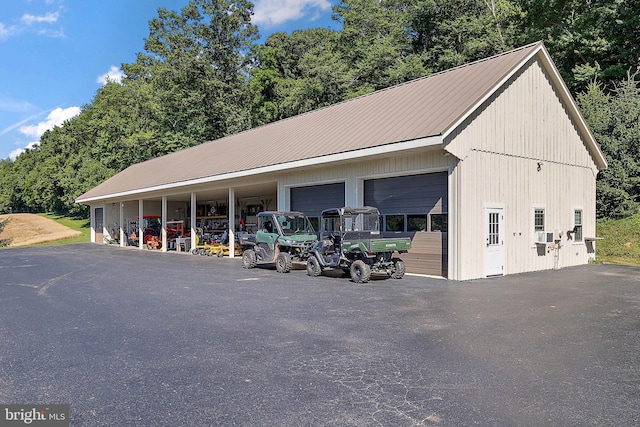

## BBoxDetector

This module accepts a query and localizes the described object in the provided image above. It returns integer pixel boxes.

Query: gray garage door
[290,182,345,226]
[364,172,448,277]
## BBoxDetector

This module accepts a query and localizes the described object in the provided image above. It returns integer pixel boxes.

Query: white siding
[452,151,596,280]
[448,58,599,280]
[446,58,599,174]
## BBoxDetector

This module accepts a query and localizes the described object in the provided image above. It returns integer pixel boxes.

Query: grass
[33,213,91,246]
[595,213,640,266]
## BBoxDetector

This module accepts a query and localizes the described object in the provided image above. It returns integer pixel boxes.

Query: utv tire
[350,260,371,283]
[276,252,292,273]
[390,258,406,279]
[306,255,322,277]
[242,249,257,269]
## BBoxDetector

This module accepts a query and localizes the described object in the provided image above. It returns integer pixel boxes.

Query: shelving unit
[188,215,228,234]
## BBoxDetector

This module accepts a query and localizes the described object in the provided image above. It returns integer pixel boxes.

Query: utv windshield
[276,214,316,236]
[342,212,380,232]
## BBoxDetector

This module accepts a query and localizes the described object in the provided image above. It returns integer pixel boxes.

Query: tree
[408,0,527,71]
[123,0,258,147]
[334,0,430,97]
[578,74,640,218]
[6,148,40,213]
[0,159,16,213]
[77,81,157,170]
[0,217,10,247]
[249,29,350,125]
[518,0,640,92]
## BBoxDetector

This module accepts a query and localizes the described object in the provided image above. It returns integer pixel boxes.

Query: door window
[488,212,500,245]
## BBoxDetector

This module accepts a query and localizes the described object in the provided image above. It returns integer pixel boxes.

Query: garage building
[76,41,607,280]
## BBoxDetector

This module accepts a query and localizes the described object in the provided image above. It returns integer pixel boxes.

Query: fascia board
[76,135,443,203]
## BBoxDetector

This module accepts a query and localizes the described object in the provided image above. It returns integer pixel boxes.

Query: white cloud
[20,11,64,37]
[9,106,80,160]
[252,0,332,28]
[0,23,12,40]
[21,12,60,25]
[9,148,23,160]
[0,10,63,41]
[9,142,39,161]
[18,106,80,139]
[97,66,124,85]
[36,27,65,38]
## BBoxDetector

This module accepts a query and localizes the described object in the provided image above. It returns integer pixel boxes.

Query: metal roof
[76,41,604,203]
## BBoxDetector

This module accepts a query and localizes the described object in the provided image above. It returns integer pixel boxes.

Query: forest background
[0,0,638,220]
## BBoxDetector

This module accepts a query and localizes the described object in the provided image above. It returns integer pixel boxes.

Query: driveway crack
[37,273,72,295]
[2,273,71,296]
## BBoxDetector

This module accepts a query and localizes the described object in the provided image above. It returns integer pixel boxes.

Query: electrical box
[553,229,562,241]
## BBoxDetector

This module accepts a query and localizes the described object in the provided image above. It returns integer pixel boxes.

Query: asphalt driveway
[0,244,638,426]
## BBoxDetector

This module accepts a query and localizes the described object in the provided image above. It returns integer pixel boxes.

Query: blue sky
[0,0,339,161]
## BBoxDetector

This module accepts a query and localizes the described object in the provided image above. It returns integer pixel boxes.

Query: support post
[162,196,168,252]
[119,202,125,248]
[277,181,286,211]
[90,207,96,243]
[138,200,144,250]
[190,192,197,254]
[101,207,106,245]
[228,187,235,258]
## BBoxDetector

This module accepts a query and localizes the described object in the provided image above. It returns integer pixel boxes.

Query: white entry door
[485,208,504,276]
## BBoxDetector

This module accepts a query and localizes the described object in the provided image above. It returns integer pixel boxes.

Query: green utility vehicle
[306,206,411,283]
[240,211,317,273]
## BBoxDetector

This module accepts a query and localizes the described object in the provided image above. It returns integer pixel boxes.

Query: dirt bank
[0,213,81,246]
